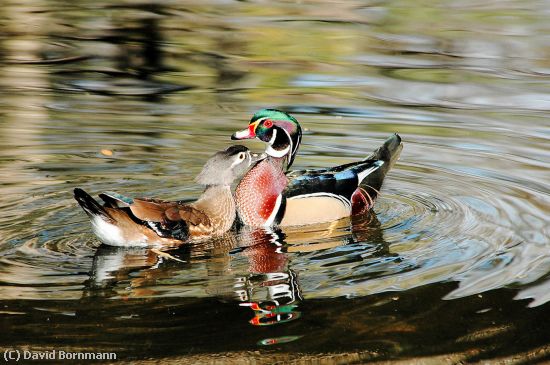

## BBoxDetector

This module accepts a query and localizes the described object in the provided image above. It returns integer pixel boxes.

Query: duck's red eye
[263,120,273,128]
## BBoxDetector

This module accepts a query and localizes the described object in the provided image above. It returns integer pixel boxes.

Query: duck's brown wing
[130,198,211,227]
[98,192,211,241]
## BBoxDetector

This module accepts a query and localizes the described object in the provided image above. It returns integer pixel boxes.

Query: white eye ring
[238,152,246,160]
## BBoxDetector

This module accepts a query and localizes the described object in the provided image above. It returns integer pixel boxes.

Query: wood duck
[74,145,265,247]
[231,109,403,227]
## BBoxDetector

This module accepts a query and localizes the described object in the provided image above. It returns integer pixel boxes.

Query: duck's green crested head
[231,109,302,169]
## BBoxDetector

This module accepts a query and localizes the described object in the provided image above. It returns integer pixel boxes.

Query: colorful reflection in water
[0,0,549,363]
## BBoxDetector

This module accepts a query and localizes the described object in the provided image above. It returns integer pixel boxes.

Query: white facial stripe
[230,156,241,169]
[229,152,248,168]
[281,127,293,164]
[266,145,290,158]
[268,128,277,145]
[265,126,294,161]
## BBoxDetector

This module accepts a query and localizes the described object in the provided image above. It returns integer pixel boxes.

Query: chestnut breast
[235,158,288,227]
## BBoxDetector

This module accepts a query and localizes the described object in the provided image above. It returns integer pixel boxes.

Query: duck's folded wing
[96,192,210,242]
[279,160,383,226]
[284,160,383,201]
[130,198,211,227]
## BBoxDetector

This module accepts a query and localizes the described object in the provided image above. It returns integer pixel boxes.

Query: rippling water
[1,0,549,363]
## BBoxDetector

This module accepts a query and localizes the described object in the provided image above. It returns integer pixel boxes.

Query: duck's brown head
[195,145,265,186]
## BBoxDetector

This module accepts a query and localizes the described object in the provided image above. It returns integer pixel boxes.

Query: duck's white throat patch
[266,129,290,158]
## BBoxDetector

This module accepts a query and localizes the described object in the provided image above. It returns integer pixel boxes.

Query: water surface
[0,0,549,363]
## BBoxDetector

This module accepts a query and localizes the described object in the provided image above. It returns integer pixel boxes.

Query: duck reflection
[232,229,302,327]
[84,211,389,328]
[85,246,187,298]
[239,270,302,327]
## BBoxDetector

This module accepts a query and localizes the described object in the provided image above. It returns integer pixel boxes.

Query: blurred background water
[0,0,549,363]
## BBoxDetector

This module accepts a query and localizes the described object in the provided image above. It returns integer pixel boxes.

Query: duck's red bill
[231,124,256,140]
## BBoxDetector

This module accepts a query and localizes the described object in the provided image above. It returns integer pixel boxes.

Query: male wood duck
[74,145,264,247]
[231,109,403,227]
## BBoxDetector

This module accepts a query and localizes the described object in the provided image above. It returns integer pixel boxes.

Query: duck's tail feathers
[74,188,114,223]
[361,133,403,195]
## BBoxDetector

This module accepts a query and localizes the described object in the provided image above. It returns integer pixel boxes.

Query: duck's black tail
[74,188,113,222]
[361,133,403,197]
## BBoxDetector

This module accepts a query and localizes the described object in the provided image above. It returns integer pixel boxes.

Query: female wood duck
[74,145,264,247]
[231,109,403,227]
